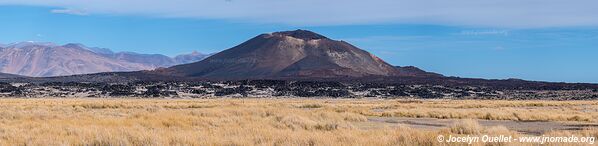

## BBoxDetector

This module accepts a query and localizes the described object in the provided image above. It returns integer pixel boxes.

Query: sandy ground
[358,117,598,135]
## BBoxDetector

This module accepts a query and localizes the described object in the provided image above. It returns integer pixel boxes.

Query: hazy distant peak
[272,29,329,41]
[190,50,202,55]
[88,47,114,55]
[174,51,211,65]
[178,50,207,57]
[63,43,115,55]
[0,72,22,79]
[62,43,86,48]
[7,41,58,48]
[116,51,141,55]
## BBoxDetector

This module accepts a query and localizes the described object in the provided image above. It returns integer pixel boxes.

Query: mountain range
[0,42,210,77]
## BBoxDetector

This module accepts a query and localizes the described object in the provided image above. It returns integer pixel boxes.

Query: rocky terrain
[0,42,210,77]
[1,80,596,100]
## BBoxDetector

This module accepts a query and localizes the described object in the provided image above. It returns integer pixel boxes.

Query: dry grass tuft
[450,119,483,134]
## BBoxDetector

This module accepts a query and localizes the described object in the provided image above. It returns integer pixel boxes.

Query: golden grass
[0,98,596,145]
[341,99,598,122]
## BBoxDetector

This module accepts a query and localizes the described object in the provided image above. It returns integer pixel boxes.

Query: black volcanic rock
[162,29,436,79]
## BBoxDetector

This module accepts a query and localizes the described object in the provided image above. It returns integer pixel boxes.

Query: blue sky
[0,1,597,83]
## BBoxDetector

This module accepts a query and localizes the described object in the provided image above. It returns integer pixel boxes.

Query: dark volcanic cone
[163,29,435,79]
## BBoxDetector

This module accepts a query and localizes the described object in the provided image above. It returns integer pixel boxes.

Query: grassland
[0,98,596,145]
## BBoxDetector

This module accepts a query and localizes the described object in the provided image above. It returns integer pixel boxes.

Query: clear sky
[0,1,597,83]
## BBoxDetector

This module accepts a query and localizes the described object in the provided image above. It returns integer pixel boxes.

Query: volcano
[162,29,439,79]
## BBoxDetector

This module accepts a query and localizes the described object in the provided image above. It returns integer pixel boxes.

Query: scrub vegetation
[0,98,596,145]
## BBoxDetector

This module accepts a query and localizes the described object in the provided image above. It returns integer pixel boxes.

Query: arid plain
[0,98,596,146]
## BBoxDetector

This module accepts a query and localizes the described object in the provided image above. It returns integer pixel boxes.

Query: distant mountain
[0,42,210,77]
[108,52,177,68]
[395,66,443,77]
[6,41,58,48]
[160,30,440,79]
[0,72,21,79]
[174,51,213,65]
[63,43,210,67]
